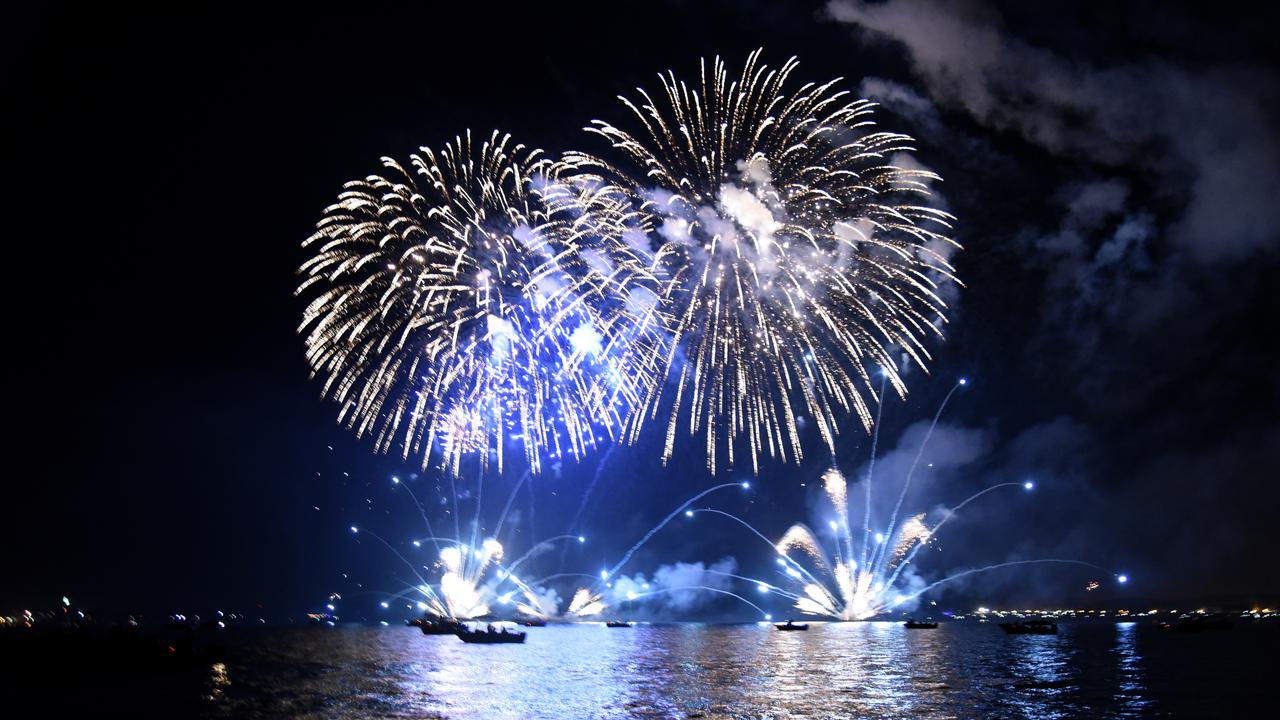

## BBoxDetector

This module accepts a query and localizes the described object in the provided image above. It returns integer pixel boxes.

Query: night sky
[8,1,1279,620]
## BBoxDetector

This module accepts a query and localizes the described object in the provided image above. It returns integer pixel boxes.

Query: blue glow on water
[37,622,1278,718]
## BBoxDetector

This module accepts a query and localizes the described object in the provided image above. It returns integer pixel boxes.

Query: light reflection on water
[202,621,1277,719]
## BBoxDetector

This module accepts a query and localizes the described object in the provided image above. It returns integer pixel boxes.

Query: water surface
[31,621,1280,718]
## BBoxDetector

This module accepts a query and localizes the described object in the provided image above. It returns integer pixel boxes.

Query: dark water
[19,621,1280,718]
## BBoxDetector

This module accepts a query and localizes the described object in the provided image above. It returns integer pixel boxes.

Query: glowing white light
[569,323,604,357]
[416,602,428,611]
[412,540,421,547]
[627,592,638,600]
[600,570,608,580]
[741,481,750,489]
[578,536,585,543]
[875,532,885,544]
[379,602,389,609]
[959,378,968,386]
[1118,574,1129,584]
[758,584,770,593]
[392,477,400,484]
[828,520,838,531]
[326,604,335,611]
[765,614,773,621]
[685,510,694,517]
[349,526,358,534]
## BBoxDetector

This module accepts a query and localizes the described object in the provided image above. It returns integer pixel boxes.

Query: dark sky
[7,1,1279,620]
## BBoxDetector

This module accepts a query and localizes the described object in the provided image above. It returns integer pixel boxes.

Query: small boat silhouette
[1160,613,1232,632]
[1000,619,1057,635]
[457,623,526,644]
[410,617,467,635]
[774,620,809,631]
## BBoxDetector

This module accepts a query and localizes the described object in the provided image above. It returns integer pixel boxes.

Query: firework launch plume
[352,474,596,622]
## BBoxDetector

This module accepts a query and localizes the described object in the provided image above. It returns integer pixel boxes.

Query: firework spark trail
[525,468,537,549]
[529,573,600,586]
[347,527,433,599]
[700,569,806,602]
[870,378,965,580]
[569,442,618,533]
[619,586,771,618]
[603,482,750,581]
[861,375,888,572]
[391,477,444,554]
[450,472,462,548]
[898,559,1110,604]
[469,470,486,576]
[558,443,618,570]
[882,481,1025,590]
[503,535,584,577]
[689,508,827,588]
[571,49,961,475]
[493,469,532,542]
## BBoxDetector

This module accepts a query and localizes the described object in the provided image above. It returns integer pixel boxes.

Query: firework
[569,50,961,474]
[346,469,604,622]
[298,130,654,475]
[566,587,606,618]
[670,382,1125,620]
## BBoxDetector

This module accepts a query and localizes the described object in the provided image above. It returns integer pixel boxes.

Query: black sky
[6,2,1279,619]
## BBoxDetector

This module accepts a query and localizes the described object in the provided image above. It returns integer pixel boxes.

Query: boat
[605,620,633,628]
[775,620,809,631]
[410,617,466,635]
[457,624,526,644]
[904,619,939,629]
[1160,613,1233,632]
[999,619,1058,635]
